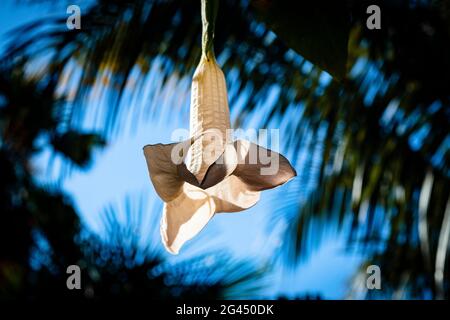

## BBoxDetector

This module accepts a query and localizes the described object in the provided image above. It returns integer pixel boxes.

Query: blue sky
[0,0,364,299]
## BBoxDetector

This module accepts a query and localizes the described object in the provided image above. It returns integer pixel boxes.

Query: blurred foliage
[251,0,350,79]
[286,0,450,299]
[0,64,263,299]
[0,0,449,299]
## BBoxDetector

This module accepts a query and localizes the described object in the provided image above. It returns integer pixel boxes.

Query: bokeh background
[0,0,449,300]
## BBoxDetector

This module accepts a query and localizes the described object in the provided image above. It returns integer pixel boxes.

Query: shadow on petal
[160,184,216,254]
[199,143,238,189]
[177,162,201,187]
[143,141,189,202]
[233,140,297,192]
[177,143,238,190]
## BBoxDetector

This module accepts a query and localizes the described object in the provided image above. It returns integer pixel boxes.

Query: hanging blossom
[143,0,296,254]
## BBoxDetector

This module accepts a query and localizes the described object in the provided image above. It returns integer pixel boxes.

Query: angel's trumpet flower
[143,0,296,254]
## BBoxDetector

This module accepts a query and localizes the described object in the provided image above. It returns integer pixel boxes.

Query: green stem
[201,0,219,60]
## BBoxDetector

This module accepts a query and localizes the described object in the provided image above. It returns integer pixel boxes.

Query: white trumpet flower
[143,0,296,254]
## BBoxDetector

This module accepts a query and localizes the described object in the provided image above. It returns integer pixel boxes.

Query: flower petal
[160,183,216,254]
[233,140,297,191]
[208,175,260,212]
[143,141,190,202]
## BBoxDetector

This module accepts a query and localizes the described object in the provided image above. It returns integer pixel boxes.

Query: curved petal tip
[160,185,216,254]
[233,140,297,191]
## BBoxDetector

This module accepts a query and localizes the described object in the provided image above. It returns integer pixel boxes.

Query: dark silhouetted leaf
[251,0,350,79]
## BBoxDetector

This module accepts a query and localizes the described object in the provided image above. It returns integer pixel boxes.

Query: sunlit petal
[208,175,260,212]
[160,183,216,254]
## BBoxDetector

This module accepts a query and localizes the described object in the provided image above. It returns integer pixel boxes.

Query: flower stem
[201,0,219,60]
